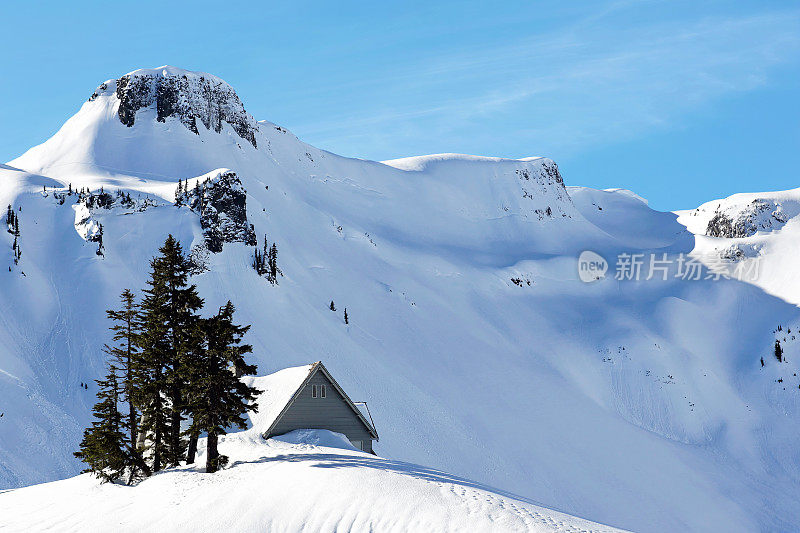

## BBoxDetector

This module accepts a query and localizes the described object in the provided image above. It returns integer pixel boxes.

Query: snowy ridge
[0,428,622,533]
[381,152,544,171]
[1,67,800,532]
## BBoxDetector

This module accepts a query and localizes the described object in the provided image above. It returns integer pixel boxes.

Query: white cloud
[292,6,800,159]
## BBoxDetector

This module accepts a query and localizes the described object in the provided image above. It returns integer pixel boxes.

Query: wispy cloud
[290,5,800,160]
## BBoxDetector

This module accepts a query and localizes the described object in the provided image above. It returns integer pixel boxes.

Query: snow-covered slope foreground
[0,428,621,533]
[2,66,800,532]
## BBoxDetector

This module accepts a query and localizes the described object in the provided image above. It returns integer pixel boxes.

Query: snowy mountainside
[2,66,800,532]
[676,188,800,304]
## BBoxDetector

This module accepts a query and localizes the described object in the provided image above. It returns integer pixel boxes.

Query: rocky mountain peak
[89,66,259,148]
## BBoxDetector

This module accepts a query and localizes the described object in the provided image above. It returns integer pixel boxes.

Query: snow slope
[2,66,800,532]
[0,428,622,533]
[676,188,800,305]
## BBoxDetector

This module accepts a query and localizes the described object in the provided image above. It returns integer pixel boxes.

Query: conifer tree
[74,364,128,483]
[175,180,184,206]
[775,339,784,362]
[267,243,281,284]
[252,236,272,277]
[163,236,204,466]
[104,289,150,480]
[135,257,173,473]
[95,223,104,256]
[252,248,263,274]
[344,308,349,324]
[137,235,204,468]
[330,300,336,311]
[185,302,259,473]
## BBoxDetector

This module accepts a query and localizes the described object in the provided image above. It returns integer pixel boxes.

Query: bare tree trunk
[206,430,218,473]
[169,386,183,466]
[186,432,199,464]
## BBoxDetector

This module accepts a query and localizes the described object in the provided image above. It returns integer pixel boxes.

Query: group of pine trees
[174,178,207,209]
[252,235,281,284]
[174,178,191,207]
[75,235,261,483]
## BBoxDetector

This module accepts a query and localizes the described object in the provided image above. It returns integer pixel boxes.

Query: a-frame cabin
[254,362,379,453]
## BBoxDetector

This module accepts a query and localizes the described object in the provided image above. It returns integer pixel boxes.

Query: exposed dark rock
[104,71,258,148]
[706,199,787,238]
[183,171,256,253]
[706,212,736,238]
[517,160,571,220]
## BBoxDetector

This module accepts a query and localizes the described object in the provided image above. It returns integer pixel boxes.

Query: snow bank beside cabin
[0,429,623,533]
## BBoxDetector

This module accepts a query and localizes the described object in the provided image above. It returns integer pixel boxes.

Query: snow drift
[0,428,622,533]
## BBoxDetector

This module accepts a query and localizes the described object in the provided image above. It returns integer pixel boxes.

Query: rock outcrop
[91,67,259,148]
[182,170,257,253]
[706,199,787,238]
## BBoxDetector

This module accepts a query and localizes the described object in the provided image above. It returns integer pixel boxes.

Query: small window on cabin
[321,385,326,398]
[312,385,317,398]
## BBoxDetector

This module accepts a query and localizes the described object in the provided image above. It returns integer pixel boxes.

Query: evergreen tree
[267,243,281,284]
[329,300,336,311]
[95,223,104,257]
[344,308,349,324]
[252,236,272,277]
[175,180,184,206]
[185,302,259,473]
[74,364,128,483]
[104,289,150,481]
[137,235,204,468]
[775,340,784,362]
[135,256,173,473]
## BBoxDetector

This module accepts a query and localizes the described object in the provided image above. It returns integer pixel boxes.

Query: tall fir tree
[185,302,259,473]
[135,254,173,473]
[104,289,150,481]
[136,235,204,468]
[74,364,129,483]
[162,235,204,466]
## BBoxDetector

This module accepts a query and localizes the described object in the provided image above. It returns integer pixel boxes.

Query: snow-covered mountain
[1,66,800,532]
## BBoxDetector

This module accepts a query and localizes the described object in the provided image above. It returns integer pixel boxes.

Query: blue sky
[1,0,798,210]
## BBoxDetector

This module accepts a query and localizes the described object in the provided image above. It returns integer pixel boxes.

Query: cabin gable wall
[269,371,373,445]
